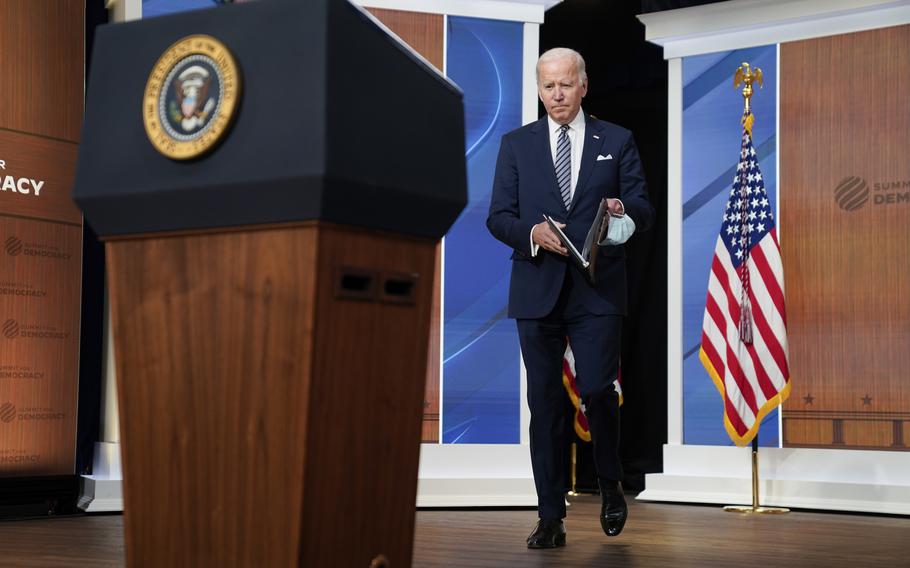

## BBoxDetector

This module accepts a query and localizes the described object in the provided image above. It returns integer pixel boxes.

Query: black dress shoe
[526,519,566,549]
[599,480,628,537]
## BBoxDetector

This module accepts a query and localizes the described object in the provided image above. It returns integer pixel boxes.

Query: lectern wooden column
[73,2,465,566]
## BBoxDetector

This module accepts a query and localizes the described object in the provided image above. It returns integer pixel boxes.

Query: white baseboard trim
[79,476,123,513]
[417,477,536,507]
[416,443,536,507]
[638,444,910,515]
[76,475,531,512]
[639,474,910,515]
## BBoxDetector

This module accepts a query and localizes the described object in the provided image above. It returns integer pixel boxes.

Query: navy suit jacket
[487,114,654,319]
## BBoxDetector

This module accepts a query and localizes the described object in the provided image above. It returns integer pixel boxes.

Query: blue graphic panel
[142,0,219,19]
[442,17,523,444]
[682,46,780,446]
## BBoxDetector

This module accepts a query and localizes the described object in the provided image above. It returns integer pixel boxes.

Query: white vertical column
[81,0,140,513]
[105,0,141,22]
[93,289,121,469]
[521,22,539,127]
[666,56,684,446]
[80,295,124,512]
[518,21,539,444]
[438,14,448,444]
[775,43,783,447]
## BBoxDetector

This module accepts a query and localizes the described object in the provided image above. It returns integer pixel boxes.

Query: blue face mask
[600,214,635,246]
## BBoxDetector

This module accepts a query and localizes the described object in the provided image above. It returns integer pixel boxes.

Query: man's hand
[606,198,624,216]
[532,221,568,256]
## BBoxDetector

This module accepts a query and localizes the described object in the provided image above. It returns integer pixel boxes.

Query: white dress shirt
[530,110,635,256]
[547,110,586,201]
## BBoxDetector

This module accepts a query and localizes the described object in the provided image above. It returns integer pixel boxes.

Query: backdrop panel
[780,24,910,451]
[0,0,85,481]
[442,16,523,444]
[680,44,779,446]
[0,133,82,476]
[0,0,84,142]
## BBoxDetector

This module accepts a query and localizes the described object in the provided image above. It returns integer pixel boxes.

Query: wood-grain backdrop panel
[0,219,83,475]
[0,0,84,142]
[366,8,444,71]
[780,25,910,450]
[367,8,444,442]
[0,131,81,225]
[0,0,84,476]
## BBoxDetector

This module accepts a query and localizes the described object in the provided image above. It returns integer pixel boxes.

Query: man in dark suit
[486,47,654,548]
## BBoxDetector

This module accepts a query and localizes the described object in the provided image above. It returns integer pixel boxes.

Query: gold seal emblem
[143,35,241,160]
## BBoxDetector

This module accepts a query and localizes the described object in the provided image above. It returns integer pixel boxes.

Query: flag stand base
[723,440,789,515]
[723,505,789,514]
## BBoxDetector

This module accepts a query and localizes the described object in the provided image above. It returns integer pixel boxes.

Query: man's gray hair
[536,47,587,84]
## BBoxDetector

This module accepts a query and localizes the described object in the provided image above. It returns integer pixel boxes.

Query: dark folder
[546,198,612,283]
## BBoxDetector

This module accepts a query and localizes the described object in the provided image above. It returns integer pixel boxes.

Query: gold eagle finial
[734,62,763,136]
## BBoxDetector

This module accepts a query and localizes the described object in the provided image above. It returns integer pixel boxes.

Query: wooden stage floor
[0,495,907,567]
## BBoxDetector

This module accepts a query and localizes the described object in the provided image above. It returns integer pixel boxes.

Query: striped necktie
[555,124,572,209]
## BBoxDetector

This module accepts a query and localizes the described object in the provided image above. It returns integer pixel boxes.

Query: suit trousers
[516,265,623,520]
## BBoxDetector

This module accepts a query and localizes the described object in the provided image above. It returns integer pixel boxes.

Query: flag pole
[723,435,788,514]
[567,441,580,497]
[722,62,788,514]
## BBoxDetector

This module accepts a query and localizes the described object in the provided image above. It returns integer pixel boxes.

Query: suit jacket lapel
[570,115,606,214]
[531,116,568,213]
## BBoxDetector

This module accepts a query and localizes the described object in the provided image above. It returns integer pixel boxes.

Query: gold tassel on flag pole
[733,62,761,346]
[723,62,788,515]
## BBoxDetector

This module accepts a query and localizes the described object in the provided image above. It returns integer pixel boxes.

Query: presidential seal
[143,35,241,160]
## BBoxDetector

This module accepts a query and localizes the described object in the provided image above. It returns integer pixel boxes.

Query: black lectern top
[74,0,466,239]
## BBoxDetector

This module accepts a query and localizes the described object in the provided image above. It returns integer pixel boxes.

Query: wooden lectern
[73,2,465,566]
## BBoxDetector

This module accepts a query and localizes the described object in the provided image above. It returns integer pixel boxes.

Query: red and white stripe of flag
[700,229,791,445]
[563,343,623,443]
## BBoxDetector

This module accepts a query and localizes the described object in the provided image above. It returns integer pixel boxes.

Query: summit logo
[0,403,15,423]
[835,177,869,211]
[5,236,22,256]
[2,236,71,260]
[0,403,65,423]
[837,176,910,212]
[1,319,69,341]
[2,319,19,339]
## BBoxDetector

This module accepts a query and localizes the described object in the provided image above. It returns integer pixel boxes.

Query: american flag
[699,126,791,445]
[562,343,622,442]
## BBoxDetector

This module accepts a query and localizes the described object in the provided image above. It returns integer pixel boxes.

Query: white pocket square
[596,154,613,161]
